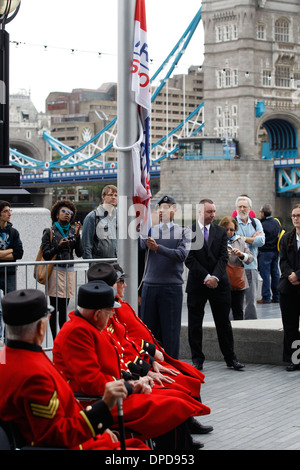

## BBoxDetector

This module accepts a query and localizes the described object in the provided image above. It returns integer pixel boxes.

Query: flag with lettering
[131,0,152,237]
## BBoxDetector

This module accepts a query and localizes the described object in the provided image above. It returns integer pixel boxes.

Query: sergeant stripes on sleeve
[30,391,59,419]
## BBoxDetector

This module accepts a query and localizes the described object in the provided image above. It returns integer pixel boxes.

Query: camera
[64,234,76,244]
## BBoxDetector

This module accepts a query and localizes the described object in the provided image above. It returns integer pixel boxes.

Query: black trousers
[154,420,194,450]
[49,297,69,339]
[231,289,245,320]
[280,293,300,363]
[187,287,236,365]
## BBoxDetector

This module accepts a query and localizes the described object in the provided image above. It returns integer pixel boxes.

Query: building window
[275,19,289,42]
[262,70,272,87]
[217,71,223,88]
[217,69,238,88]
[232,24,238,40]
[216,26,222,42]
[215,106,238,139]
[257,24,265,40]
[275,65,290,87]
[224,111,231,128]
[225,70,231,87]
[224,25,230,41]
[233,70,238,86]
[216,24,238,42]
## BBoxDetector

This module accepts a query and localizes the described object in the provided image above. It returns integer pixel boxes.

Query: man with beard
[235,196,265,319]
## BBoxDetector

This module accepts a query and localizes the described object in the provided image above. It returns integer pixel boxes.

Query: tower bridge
[8,2,300,205]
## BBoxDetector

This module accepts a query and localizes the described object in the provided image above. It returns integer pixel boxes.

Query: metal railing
[0,257,117,352]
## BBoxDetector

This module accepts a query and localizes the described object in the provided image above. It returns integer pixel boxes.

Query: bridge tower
[201,0,300,160]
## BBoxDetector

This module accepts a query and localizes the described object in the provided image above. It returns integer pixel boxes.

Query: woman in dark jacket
[278,203,300,371]
[41,199,82,338]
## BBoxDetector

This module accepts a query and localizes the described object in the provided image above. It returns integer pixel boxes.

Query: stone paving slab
[191,360,300,450]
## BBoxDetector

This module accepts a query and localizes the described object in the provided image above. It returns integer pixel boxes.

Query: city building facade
[10,90,50,161]
[201,0,300,159]
[45,66,204,162]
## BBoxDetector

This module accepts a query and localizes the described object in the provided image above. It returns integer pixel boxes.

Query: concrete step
[179,319,284,365]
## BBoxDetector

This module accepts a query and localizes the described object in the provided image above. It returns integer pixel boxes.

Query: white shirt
[197,220,219,282]
[197,220,210,236]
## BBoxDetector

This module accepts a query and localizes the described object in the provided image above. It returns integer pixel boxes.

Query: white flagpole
[117,0,139,312]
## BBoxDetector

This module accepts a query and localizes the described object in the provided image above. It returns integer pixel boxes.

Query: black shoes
[227,359,245,370]
[193,359,245,371]
[192,361,203,371]
[188,417,213,434]
[192,441,204,450]
[286,362,300,372]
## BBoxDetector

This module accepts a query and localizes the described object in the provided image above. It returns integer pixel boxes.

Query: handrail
[0,257,117,352]
[0,258,117,268]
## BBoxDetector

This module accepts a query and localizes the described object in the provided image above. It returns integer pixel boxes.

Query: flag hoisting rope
[131,0,152,238]
[115,0,152,311]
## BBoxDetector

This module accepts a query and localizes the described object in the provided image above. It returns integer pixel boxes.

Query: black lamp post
[0,0,31,205]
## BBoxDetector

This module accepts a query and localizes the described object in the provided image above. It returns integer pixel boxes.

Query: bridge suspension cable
[10,7,204,174]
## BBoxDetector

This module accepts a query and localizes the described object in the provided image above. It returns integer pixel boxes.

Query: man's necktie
[203,226,209,244]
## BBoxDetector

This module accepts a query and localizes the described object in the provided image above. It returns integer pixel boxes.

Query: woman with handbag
[278,204,300,371]
[219,217,253,320]
[41,199,82,338]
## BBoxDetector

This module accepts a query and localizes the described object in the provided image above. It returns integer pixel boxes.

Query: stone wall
[156,159,298,224]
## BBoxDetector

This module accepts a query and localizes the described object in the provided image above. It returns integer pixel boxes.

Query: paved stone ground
[191,360,300,450]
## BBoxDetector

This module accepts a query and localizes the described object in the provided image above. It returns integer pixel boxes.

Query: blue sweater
[140,224,191,286]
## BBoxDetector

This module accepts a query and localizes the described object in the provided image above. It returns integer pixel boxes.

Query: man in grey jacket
[82,185,117,260]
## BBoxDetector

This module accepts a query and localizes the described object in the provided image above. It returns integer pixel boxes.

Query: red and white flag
[131,0,152,237]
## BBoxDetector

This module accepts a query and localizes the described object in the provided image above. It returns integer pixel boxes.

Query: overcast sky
[6,0,204,112]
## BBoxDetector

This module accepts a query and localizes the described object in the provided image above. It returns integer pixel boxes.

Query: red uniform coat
[108,313,202,397]
[0,342,147,450]
[115,299,206,381]
[53,311,210,441]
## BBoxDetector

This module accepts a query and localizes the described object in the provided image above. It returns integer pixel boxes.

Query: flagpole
[117,0,139,312]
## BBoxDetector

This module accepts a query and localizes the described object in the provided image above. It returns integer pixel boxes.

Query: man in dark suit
[185,199,245,371]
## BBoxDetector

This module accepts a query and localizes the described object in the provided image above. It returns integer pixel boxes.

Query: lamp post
[0,0,31,205]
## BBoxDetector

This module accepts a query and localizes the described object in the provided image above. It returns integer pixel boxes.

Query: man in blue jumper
[140,195,191,359]
[235,196,265,319]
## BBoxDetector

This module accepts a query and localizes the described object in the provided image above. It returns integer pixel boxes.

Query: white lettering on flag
[131,0,152,237]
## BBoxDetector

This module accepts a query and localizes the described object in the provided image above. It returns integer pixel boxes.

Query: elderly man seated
[0,288,148,450]
[53,280,210,450]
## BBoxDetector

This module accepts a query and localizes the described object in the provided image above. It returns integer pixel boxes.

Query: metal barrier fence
[0,257,117,352]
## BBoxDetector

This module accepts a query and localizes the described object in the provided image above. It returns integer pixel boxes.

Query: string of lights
[10,39,113,58]
[9,38,199,74]
[9,39,299,84]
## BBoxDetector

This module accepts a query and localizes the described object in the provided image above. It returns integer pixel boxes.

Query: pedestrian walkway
[180,296,300,450]
[191,360,300,450]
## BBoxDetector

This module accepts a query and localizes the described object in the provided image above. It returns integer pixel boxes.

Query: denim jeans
[244,269,259,319]
[258,251,280,302]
